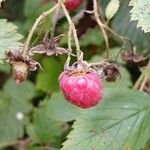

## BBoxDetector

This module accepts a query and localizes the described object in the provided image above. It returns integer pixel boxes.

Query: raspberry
[54,0,84,11]
[59,70,103,109]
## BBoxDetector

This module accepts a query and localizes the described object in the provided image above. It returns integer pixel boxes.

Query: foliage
[27,98,65,146]
[129,0,150,33]
[36,57,63,93]
[0,0,149,150]
[0,79,35,148]
[62,86,150,150]
[105,0,120,20]
[111,4,150,51]
[0,19,23,60]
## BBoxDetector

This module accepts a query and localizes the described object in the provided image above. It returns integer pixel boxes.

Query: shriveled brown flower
[90,60,120,82]
[121,49,149,67]
[6,47,40,85]
[29,35,71,56]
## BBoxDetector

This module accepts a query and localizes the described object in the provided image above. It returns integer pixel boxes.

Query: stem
[93,0,109,59]
[134,73,144,89]
[22,3,59,58]
[49,4,61,45]
[134,60,150,90]
[102,24,125,45]
[139,74,149,91]
[68,25,72,52]
[59,0,81,61]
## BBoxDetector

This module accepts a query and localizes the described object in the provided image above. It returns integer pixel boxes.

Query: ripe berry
[54,0,84,11]
[59,70,103,109]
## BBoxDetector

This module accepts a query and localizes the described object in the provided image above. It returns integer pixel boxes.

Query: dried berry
[59,68,103,109]
[6,47,40,84]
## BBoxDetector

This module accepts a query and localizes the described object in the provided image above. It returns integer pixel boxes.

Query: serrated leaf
[36,58,62,93]
[0,79,35,148]
[27,98,65,147]
[0,19,23,60]
[62,87,150,150]
[129,0,150,33]
[46,93,82,122]
[105,0,120,20]
[111,4,150,52]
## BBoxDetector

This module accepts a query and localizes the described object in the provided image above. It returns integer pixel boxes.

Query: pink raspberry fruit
[59,70,103,109]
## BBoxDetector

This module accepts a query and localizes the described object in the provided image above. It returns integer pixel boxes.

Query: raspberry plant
[0,0,150,149]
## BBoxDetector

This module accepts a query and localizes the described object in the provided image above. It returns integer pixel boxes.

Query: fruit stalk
[49,3,61,45]
[93,0,109,59]
[59,0,81,61]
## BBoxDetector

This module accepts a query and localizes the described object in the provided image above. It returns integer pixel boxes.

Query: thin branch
[49,4,61,45]
[139,74,149,91]
[134,60,150,90]
[59,0,81,61]
[22,3,59,58]
[68,25,72,51]
[93,0,109,59]
[102,24,126,45]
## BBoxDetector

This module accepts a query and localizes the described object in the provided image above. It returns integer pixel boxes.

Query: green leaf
[62,87,150,150]
[80,28,103,47]
[129,0,150,33]
[36,58,62,93]
[27,98,65,147]
[0,63,10,73]
[46,93,82,122]
[0,19,23,60]
[111,4,150,52]
[105,0,120,20]
[0,79,35,148]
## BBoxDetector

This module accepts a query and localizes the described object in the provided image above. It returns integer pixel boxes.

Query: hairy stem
[68,25,72,52]
[102,24,126,45]
[93,0,109,59]
[49,4,61,45]
[59,0,81,61]
[22,3,59,58]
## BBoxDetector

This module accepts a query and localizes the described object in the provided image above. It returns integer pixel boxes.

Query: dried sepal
[121,48,149,67]
[5,47,40,84]
[102,63,120,82]
[90,60,120,82]
[29,35,69,56]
